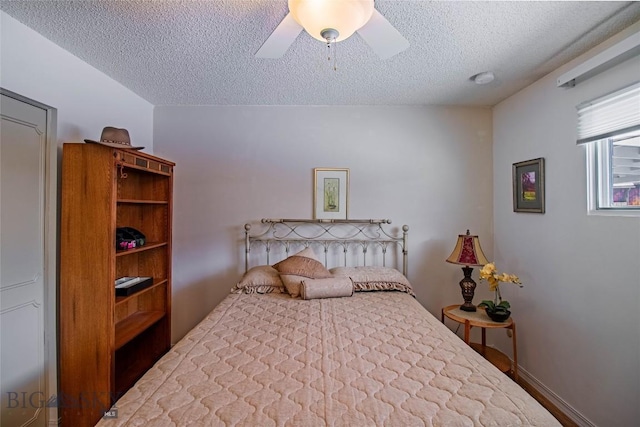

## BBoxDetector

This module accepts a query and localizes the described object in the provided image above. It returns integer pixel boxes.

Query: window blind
[576,81,640,144]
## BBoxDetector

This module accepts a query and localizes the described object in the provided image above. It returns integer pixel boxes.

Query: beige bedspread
[97,292,560,426]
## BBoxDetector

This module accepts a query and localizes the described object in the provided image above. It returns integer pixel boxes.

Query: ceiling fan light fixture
[288,0,374,42]
[321,28,340,42]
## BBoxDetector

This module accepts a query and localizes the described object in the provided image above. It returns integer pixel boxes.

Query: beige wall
[153,105,494,341]
[493,23,640,427]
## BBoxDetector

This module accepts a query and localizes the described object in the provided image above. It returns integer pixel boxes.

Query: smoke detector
[471,71,495,85]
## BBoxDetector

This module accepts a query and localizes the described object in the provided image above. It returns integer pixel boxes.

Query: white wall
[153,105,494,340]
[493,24,640,427]
[1,11,154,425]
[0,11,154,150]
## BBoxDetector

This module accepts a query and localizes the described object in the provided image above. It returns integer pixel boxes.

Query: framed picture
[513,158,545,213]
[314,168,349,220]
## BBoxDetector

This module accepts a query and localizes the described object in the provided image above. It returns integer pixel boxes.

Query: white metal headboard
[244,219,408,275]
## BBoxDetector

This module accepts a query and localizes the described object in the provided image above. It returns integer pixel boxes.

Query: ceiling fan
[256,0,409,60]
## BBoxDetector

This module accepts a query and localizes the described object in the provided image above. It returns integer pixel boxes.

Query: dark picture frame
[513,158,545,213]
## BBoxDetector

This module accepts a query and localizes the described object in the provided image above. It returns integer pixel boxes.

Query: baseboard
[517,366,596,427]
[47,409,60,427]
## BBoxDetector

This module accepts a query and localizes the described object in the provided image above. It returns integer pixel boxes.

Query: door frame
[1,88,58,426]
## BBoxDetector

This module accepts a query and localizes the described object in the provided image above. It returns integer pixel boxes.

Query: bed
[97,219,560,426]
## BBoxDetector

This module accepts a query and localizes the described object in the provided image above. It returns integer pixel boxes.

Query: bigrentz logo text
[4,391,118,418]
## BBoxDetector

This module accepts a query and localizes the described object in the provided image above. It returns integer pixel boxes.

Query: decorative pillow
[231,265,285,294]
[329,266,415,297]
[301,277,354,300]
[273,247,332,298]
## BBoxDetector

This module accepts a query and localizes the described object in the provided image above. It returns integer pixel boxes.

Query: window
[579,82,640,213]
[591,131,640,209]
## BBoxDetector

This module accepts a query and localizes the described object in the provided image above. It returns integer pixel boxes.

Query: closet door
[0,92,50,427]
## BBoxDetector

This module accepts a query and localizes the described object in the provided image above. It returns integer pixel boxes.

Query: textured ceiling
[2,1,639,106]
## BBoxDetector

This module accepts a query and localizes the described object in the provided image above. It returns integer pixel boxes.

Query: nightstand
[441,304,518,380]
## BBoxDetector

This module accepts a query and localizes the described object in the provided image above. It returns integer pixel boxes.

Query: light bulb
[288,0,374,42]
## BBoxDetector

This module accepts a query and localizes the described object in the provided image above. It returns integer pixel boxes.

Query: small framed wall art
[313,168,349,220]
[513,158,545,213]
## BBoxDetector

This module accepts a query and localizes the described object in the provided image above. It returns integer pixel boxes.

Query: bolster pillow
[300,277,354,300]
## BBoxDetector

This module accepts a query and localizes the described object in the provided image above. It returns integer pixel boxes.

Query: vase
[485,308,511,322]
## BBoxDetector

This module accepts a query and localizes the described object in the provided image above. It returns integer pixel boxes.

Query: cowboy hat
[84,127,144,150]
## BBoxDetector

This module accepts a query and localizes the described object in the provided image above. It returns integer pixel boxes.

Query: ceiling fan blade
[255,13,303,58]
[357,9,409,59]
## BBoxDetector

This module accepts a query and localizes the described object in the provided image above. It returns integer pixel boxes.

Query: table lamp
[446,230,489,312]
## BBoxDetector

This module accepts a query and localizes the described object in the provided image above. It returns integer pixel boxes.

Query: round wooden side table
[441,304,518,380]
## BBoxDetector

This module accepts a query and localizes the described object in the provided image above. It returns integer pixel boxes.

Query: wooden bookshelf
[115,311,166,350]
[59,143,174,427]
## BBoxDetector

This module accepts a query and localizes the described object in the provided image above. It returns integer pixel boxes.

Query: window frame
[586,136,640,217]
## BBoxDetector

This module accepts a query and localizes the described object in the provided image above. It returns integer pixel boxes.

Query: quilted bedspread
[97,292,560,426]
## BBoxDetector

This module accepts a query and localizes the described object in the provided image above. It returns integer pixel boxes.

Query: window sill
[587,208,640,217]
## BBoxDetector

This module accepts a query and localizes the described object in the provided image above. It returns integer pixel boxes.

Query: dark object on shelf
[122,227,146,246]
[115,277,153,296]
[116,227,146,250]
[485,309,511,322]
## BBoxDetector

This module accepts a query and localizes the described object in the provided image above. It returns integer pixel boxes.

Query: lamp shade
[288,0,374,42]
[446,230,489,267]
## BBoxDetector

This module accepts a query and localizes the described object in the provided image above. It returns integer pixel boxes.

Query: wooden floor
[515,375,578,427]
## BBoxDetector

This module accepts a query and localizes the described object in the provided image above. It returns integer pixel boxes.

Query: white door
[1,92,53,427]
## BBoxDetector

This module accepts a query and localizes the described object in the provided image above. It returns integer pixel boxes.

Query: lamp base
[460,302,477,312]
[459,266,477,312]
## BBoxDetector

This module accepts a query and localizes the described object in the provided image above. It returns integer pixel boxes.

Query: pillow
[301,277,354,300]
[329,266,415,297]
[231,265,285,294]
[273,247,332,298]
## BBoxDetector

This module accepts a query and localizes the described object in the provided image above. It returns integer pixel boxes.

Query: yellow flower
[478,262,522,309]
[480,262,496,279]
[478,262,523,289]
[480,262,496,276]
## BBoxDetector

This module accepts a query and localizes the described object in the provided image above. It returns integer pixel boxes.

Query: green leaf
[478,300,495,310]
[498,301,511,309]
